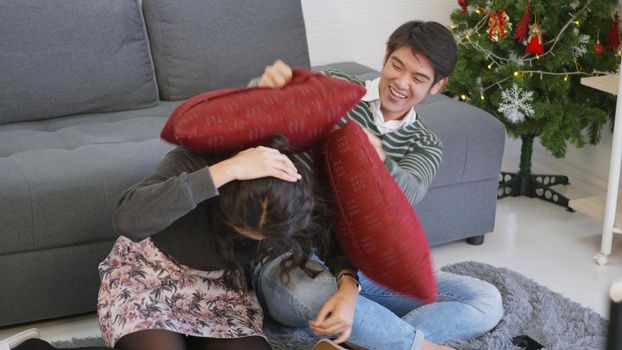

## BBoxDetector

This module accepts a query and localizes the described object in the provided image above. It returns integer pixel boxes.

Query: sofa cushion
[162,69,365,153]
[322,121,436,302]
[0,0,159,124]
[0,103,178,255]
[142,0,311,100]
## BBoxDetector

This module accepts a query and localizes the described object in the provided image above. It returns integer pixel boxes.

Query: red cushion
[322,121,436,302]
[161,69,365,153]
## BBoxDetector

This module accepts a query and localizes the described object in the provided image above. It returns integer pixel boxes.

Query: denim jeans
[252,255,503,350]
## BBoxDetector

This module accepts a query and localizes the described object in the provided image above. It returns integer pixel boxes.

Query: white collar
[362,77,417,134]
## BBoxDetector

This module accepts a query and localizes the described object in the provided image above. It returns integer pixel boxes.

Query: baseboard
[502,134,615,193]
[502,139,609,193]
[530,150,608,192]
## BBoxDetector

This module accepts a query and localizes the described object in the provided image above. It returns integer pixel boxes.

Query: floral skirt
[97,236,265,346]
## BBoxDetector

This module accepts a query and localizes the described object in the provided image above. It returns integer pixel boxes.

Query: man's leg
[359,271,503,344]
[252,255,425,350]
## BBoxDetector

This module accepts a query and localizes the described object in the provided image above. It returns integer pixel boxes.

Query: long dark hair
[215,135,328,291]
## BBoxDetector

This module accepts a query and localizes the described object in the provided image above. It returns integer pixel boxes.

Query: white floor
[1,148,622,344]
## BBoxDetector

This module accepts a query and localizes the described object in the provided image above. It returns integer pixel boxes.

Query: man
[252,21,503,350]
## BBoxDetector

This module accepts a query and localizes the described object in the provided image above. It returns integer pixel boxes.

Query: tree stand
[497,134,575,212]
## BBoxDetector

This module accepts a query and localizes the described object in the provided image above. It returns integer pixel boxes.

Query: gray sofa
[0,0,505,327]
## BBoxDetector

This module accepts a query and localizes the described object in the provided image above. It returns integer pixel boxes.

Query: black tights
[116,330,272,350]
[13,330,272,350]
[13,339,109,350]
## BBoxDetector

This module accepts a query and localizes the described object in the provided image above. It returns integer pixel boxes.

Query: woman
[0,139,331,350]
[97,135,325,350]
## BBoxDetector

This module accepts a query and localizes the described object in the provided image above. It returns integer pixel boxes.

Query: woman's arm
[112,147,217,240]
[113,146,301,241]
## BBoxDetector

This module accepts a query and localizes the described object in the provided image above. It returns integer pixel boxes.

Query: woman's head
[215,135,325,290]
[218,135,314,241]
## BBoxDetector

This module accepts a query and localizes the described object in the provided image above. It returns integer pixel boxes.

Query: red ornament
[525,24,544,55]
[595,40,605,55]
[458,0,468,16]
[513,1,531,43]
[487,10,512,42]
[606,11,620,51]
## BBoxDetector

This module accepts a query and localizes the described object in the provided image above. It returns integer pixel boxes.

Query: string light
[456,2,590,64]
[480,70,607,94]
[459,3,613,97]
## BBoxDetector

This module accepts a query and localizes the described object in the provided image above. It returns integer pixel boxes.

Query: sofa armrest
[417,93,505,188]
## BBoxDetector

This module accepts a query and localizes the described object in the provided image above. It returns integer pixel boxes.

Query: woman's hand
[259,60,293,88]
[308,278,359,344]
[210,146,301,188]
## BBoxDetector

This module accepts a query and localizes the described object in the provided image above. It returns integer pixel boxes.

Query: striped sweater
[295,70,443,207]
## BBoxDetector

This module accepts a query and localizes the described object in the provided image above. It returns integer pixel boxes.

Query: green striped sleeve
[383,121,443,206]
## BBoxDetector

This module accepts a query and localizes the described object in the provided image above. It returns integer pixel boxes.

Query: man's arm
[385,130,443,207]
[362,121,443,207]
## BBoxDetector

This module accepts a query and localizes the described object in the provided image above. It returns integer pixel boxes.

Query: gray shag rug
[52,261,607,350]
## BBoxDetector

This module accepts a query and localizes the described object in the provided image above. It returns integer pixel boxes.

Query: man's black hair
[385,20,458,85]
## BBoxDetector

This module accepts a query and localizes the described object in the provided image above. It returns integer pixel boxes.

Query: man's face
[378,46,448,121]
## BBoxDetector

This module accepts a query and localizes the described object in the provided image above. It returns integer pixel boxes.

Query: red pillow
[161,69,365,153]
[322,121,436,302]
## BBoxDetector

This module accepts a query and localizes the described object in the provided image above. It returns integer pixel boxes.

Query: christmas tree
[445,0,619,209]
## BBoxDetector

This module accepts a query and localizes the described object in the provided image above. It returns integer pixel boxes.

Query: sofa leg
[466,235,485,245]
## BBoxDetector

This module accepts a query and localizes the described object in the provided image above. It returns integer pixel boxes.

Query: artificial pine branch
[445,0,618,176]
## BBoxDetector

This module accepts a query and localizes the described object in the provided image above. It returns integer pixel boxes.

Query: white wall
[533,124,616,189]
[301,0,457,70]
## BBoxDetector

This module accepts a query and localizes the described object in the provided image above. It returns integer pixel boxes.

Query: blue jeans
[252,255,503,350]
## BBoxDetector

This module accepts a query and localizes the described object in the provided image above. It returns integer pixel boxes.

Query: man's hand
[259,59,293,88]
[362,129,386,161]
[210,146,301,188]
[308,278,358,344]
